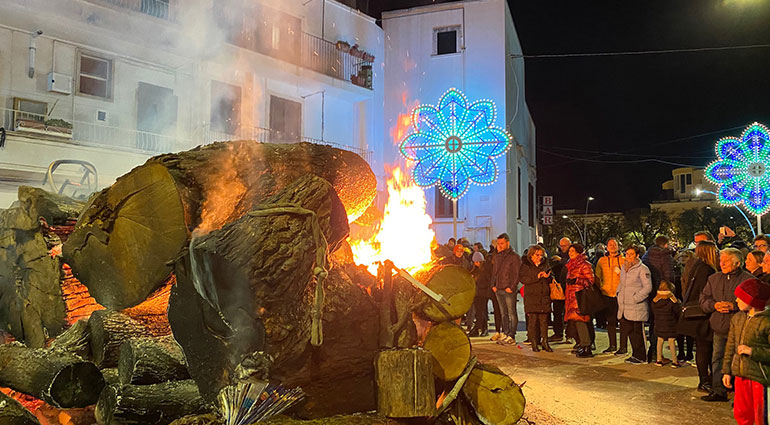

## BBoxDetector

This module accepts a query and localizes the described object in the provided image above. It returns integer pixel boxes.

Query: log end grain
[422,322,471,382]
[48,360,105,408]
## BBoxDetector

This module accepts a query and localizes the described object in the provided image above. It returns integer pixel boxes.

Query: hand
[738,345,753,356]
[492,287,498,293]
[505,288,513,293]
[715,301,732,314]
[723,374,732,389]
[538,271,549,278]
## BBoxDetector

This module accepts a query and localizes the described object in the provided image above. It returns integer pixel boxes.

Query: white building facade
[0,0,382,206]
[382,0,537,252]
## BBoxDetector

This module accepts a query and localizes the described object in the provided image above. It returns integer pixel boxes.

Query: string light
[399,88,512,200]
[704,122,770,216]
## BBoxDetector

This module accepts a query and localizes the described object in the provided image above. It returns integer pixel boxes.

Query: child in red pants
[723,278,770,425]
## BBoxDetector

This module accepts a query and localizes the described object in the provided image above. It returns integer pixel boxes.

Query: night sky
[371,0,770,213]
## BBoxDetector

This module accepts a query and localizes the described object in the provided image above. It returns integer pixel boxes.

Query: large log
[88,309,171,368]
[48,318,90,360]
[169,174,349,399]
[64,141,375,310]
[0,187,86,346]
[118,335,189,385]
[419,265,476,323]
[423,322,472,381]
[95,381,210,425]
[375,349,435,418]
[0,343,104,408]
[0,390,42,425]
[461,364,525,425]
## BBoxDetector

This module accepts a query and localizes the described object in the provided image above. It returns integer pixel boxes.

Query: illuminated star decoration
[399,88,512,200]
[705,122,770,216]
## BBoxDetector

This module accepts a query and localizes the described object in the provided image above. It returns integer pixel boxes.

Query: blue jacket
[617,259,653,322]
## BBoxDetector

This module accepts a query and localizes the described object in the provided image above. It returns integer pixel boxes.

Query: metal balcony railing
[195,124,373,163]
[1,108,191,153]
[101,0,171,20]
[301,33,373,90]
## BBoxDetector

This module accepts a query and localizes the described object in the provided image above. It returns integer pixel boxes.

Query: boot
[527,320,539,352]
[539,316,553,352]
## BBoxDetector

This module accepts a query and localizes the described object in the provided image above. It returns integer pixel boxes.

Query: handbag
[679,276,706,319]
[576,281,606,316]
[549,278,565,301]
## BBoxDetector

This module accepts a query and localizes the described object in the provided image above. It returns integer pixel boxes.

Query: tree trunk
[64,141,375,310]
[168,174,350,402]
[0,390,42,425]
[95,381,210,425]
[118,335,189,385]
[0,343,104,408]
[88,310,171,368]
[461,364,525,425]
[422,322,471,381]
[374,349,436,418]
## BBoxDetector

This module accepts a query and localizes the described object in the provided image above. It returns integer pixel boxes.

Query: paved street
[473,332,734,425]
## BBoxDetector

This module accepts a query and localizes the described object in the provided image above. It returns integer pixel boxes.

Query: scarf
[653,290,678,303]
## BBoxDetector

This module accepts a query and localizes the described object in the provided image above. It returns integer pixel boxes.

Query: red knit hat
[735,278,770,310]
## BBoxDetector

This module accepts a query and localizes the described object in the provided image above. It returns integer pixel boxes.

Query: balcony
[100,0,172,20]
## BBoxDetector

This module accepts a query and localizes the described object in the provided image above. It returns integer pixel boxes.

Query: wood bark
[95,380,210,425]
[374,349,436,418]
[48,318,90,360]
[0,186,85,346]
[419,265,476,323]
[0,390,42,425]
[64,141,375,310]
[118,335,189,385]
[422,322,472,381]
[0,343,104,408]
[461,364,525,425]
[88,309,171,368]
[169,174,351,401]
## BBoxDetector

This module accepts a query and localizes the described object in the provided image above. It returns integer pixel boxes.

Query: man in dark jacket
[699,248,754,402]
[642,235,675,362]
[492,233,522,344]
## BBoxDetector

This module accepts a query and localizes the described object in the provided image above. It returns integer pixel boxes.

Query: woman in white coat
[616,244,653,364]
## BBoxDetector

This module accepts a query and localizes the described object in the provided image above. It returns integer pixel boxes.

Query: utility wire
[546,146,717,159]
[510,43,770,59]
[538,148,703,168]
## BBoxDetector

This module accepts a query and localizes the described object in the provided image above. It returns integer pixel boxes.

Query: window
[78,53,112,99]
[435,190,454,219]
[434,26,461,56]
[679,174,686,194]
[140,0,169,19]
[269,95,302,141]
[210,81,241,135]
[528,183,535,228]
[137,82,177,151]
[517,167,522,220]
[686,173,692,185]
[13,98,47,125]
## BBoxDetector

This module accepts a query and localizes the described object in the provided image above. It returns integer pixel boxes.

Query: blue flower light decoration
[705,122,770,215]
[399,88,512,200]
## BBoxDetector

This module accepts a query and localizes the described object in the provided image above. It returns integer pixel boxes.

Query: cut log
[419,265,476,322]
[169,175,351,401]
[0,343,104,408]
[95,380,210,425]
[88,310,171,368]
[461,364,525,425]
[118,335,189,385]
[64,141,375,310]
[422,322,471,381]
[0,390,42,425]
[48,318,90,360]
[375,349,435,418]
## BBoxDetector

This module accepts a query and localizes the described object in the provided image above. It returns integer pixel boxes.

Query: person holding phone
[519,245,554,352]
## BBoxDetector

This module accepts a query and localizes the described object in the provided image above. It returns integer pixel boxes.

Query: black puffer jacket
[652,296,680,339]
[472,260,493,299]
[519,256,552,314]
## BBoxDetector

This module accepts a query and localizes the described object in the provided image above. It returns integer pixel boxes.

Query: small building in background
[650,167,717,217]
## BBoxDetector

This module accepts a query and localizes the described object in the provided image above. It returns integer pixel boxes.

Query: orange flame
[349,167,435,275]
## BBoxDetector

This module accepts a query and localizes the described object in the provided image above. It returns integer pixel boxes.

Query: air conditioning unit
[47,72,72,94]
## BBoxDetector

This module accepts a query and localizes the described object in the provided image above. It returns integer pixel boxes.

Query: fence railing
[301,33,373,90]
[0,108,190,153]
[100,0,171,20]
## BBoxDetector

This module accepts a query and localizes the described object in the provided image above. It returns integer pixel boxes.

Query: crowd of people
[440,229,770,425]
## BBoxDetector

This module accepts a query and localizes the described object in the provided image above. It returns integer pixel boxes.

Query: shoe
[625,357,644,364]
[655,361,665,367]
[602,346,617,354]
[499,335,515,345]
[541,339,553,352]
[532,342,540,352]
[577,347,594,358]
[491,332,503,341]
[684,353,694,362]
[614,349,628,356]
[701,393,728,402]
[697,383,712,394]
[671,362,682,368]
[548,335,563,342]
[659,358,671,366]
[523,338,532,344]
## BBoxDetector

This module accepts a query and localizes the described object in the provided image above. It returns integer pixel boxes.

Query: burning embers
[349,167,436,275]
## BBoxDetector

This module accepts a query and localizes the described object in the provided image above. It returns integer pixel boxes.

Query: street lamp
[562,215,585,246]
[583,196,594,246]
[694,189,757,238]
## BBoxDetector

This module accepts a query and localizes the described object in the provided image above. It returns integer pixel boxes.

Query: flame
[350,167,435,275]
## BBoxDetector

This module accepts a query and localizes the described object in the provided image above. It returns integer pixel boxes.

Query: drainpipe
[28,30,43,78]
